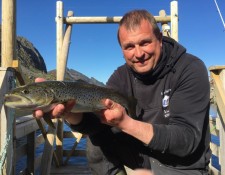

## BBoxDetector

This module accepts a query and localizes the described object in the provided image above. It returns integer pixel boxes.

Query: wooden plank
[63,150,86,157]
[210,67,225,175]
[209,66,225,71]
[210,142,219,157]
[1,0,16,68]
[16,115,34,124]
[40,120,58,175]
[210,118,219,137]
[159,10,170,37]
[216,117,221,131]
[51,164,91,175]
[210,71,225,123]
[15,114,61,172]
[170,1,178,41]
[55,1,64,166]
[56,10,75,166]
[64,131,86,139]
[209,165,221,175]
[12,60,26,85]
[56,1,64,80]
[27,131,36,174]
[31,115,60,168]
[57,10,73,81]
[56,10,73,165]
[64,132,82,165]
[63,16,171,24]
[15,116,39,139]
[219,116,225,175]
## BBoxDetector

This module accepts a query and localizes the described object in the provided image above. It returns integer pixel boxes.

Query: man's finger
[65,100,76,112]
[52,104,65,117]
[33,110,44,119]
[35,77,46,82]
[104,99,115,109]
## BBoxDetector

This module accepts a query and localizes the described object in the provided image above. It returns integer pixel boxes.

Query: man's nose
[134,46,144,58]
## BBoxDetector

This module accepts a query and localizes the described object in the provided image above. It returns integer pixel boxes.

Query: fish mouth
[4,94,37,109]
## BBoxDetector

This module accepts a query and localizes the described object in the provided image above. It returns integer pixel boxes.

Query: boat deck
[50,164,135,175]
[51,164,92,175]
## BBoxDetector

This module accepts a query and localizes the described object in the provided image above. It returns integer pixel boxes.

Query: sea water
[15,123,87,174]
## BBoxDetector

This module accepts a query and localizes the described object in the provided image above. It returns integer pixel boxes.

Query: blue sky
[2,0,225,83]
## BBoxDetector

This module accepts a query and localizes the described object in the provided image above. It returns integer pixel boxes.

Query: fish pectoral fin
[43,113,56,129]
[95,103,106,110]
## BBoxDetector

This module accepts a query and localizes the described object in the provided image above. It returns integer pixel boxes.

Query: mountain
[16,36,47,72]
[48,68,105,86]
[0,25,104,86]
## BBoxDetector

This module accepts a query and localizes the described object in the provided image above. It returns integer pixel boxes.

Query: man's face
[119,20,162,75]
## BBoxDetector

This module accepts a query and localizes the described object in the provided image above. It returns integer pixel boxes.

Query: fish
[4,80,137,128]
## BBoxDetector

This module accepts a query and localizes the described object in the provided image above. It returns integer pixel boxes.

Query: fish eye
[22,89,29,94]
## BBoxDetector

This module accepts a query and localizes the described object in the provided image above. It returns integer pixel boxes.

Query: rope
[0,75,15,174]
[0,135,11,174]
[0,109,14,175]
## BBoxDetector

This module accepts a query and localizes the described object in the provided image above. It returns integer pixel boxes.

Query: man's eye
[124,45,134,50]
[141,41,150,46]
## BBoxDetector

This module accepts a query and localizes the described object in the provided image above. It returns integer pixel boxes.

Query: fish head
[4,82,55,110]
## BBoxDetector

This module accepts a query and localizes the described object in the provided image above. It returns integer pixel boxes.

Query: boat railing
[209,66,225,175]
[14,114,87,174]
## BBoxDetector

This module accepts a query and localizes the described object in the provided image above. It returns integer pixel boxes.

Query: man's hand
[99,99,130,129]
[131,169,153,175]
[100,99,154,145]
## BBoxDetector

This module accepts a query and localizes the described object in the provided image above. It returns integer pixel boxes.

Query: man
[34,10,211,175]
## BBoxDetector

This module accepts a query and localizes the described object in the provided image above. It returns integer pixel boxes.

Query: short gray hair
[117,10,161,45]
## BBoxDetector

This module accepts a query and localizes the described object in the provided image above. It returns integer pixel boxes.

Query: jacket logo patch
[162,95,170,108]
[161,89,171,118]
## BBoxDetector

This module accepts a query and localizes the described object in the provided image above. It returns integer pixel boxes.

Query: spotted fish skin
[4,81,137,128]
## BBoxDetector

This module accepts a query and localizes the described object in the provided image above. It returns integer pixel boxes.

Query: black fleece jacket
[68,36,211,170]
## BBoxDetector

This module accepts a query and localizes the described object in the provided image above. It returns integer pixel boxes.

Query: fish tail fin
[43,114,56,129]
[128,96,137,118]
